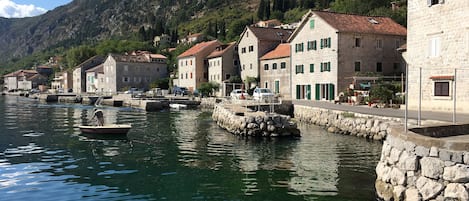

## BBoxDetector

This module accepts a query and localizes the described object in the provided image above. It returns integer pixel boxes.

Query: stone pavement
[292,100,469,124]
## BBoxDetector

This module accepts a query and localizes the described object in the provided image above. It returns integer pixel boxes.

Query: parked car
[230,89,249,99]
[146,88,162,98]
[173,86,188,96]
[252,88,274,101]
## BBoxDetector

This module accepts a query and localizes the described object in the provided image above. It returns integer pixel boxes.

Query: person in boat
[91,108,104,126]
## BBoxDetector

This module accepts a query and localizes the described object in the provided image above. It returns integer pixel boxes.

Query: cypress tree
[257,0,266,20]
[265,0,271,20]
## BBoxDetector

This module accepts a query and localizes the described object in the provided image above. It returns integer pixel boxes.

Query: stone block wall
[293,105,401,140]
[212,105,300,137]
[375,126,469,201]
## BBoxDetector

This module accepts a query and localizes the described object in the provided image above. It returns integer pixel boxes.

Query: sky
[0,0,72,18]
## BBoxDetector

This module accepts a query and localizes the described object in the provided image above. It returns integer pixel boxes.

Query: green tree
[198,82,220,97]
[65,45,96,68]
[258,0,266,20]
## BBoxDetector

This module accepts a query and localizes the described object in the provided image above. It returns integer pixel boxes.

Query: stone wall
[212,105,300,137]
[293,105,400,140]
[375,126,469,201]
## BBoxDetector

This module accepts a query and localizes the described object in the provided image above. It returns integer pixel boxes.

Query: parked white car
[230,89,249,99]
[252,88,274,101]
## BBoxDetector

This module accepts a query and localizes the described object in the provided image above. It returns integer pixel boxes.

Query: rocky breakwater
[212,105,300,137]
[375,125,469,201]
[294,105,399,140]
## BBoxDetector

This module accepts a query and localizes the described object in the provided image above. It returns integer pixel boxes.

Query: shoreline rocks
[212,105,300,138]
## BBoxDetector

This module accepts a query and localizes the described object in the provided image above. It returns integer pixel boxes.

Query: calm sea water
[0,96,382,201]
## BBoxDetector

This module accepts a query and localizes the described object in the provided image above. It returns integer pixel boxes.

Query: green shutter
[329,84,335,100]
[310,64,314,73]
[328,62,331,71]
[296,85,301,99]
[315,84,320,100]
[310,19,315,29]
[275,81,280,94]
[320,39,324,49]
[320,63,323,72]
[328,37,331,48]
[307,85,311,100]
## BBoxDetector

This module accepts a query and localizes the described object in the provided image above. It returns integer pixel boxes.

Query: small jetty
[212,103,300,138]
[33,93,200,111]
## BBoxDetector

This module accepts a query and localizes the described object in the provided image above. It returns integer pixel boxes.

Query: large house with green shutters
[288,10,406,101]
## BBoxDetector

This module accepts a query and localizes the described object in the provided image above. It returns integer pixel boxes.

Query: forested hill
[0,0,406,72]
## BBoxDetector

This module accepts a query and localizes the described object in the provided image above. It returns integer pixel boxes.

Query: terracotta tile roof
[313,11,406,36]
[207,42,236,59]
[150,54,167,59]
[248,26,293,42]
[260,43,290,60]
[177,40,221,58]
[4,69,37,77]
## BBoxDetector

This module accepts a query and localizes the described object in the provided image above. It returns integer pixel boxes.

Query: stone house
[85,64,104,93]
[207,42,239,97]
[237,26,293,85]
[177,40,222,92]
[259,43,291,99]
[102,53,168,93]
[178,33,205,44]
[51,71,73,91]
[288,10,406,101]
[72,56,104,94]
[404,0,469,113]
[256,19,282,28]
[4,70,47,91]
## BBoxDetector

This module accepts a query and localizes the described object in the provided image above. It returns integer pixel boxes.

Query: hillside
[0,0,261,65]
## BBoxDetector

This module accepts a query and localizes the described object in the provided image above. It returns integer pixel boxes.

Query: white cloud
[0,0,47,18]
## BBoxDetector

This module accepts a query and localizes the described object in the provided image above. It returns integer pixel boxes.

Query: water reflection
[0,96,381,201]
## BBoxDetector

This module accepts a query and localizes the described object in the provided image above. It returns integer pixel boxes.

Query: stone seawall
[293,105,401,140]
[375,126,469,201]
[212,104,300,137]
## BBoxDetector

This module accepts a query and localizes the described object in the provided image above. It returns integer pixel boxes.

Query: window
[264,64,269,70]
[376,62,383,72]
[123,77,129,82]
[190,72,193,79]
[393,63,401,72]
[242,47,246,53]
[355,37,361,47]
[310,64,314,73]
[180,73,183,79]
[430,37,440,57]
[124,65,129,71]
[273,63,278,70]
[376,39,383,49]
[320,62,331,72]
[242,64,245,70]
[295,65,304,74]
[428,0,444,7]
[307,41,313,50]
[280,62,286,69]
[312,40,317,50]
[250,64,253,69]
[295,43,304,52]
[434,82,449,96]
[310,19,315,29]
[355,61,361,72]
[249,45,254,52]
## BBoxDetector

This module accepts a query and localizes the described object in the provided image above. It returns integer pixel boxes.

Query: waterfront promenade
[293,100,469,124]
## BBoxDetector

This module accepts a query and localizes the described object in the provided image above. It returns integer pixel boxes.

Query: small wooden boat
[169,103,188,109]
[78,124,132,134]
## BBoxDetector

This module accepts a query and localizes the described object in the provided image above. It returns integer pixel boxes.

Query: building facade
[207,42,239,96]
[405,0,469,113]
[102,53,168,93]
[72,56,104,94]
[177,40,222,92]
[85,64,104,93]
[289,11,406,101]
[237,26,293,86]
[259,43,291,99]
